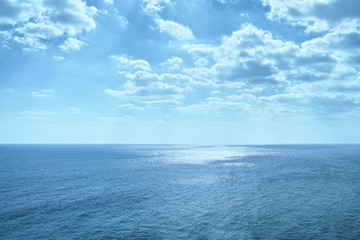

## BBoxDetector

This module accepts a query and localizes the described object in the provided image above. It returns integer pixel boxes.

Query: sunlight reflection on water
[152,146,265,165]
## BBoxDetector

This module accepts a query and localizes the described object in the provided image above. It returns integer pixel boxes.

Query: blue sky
[0,0,359,144]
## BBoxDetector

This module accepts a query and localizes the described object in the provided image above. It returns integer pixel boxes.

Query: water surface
[1,144,359,239]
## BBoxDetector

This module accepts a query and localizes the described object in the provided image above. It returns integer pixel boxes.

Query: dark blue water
[1,144,359,239]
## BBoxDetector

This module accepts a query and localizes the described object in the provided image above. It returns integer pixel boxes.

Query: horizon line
[1,143,359,146]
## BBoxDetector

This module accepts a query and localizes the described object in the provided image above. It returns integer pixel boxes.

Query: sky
[0,0,359,144]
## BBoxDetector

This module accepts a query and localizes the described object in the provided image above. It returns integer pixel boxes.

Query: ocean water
[0,144,359,239]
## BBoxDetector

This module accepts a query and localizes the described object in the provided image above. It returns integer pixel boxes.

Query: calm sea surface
[0,144,359,239]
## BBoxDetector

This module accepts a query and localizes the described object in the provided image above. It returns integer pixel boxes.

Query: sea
[0,144,359,239]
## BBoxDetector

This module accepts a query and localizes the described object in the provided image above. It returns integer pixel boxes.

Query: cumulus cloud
[194,58,209,67]
[112,55,151,72]
[179,21,359,116]
[0,0,36,25]
[182,22,357,87]
[160,57,183,70]
[141,0,194,43]
[106,54,193,108]
[59,38,86,51]
[105,81,142,97]
[155,18,194,41]
[142,0,172,15]
[105,81,187,99]
[105,7,359,118]
[0,0,97,50]
[262,0,360,32]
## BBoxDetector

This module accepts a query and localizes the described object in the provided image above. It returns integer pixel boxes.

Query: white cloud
[141,0,194,43]
[178,97,250,113]
[210,90,220,95]
[143,98,182,106]
[183,22,357,88]
[112,55,151,72]
[59,38,86,51]
[142,0,172,15]
[103,0,114,4]
[159,57,183,70]
[118,103,145,111]
[106,17,359,117]
[184,44,216,58]
[0,0,97,50]
[105,80,187,99]
[13,36,47,51]
[31,89,55,97]
[16,22,63,39]
[105,81,143,97]
[0,0,38,25]
[155,18,194,41]
[194,58,209,67]
[179,22,360,116]
[262,0,360,32]
[53,55,65,61]
[107,53,195,107]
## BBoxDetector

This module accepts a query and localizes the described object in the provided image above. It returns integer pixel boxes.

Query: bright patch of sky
[0,0,359,144]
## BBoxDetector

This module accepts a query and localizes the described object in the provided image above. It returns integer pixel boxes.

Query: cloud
[107,54,192,107]
[194,58,209,67]
[105,81,187,98]
[59,38,86,51]
[53,55,65,61]
[105,86,139,98]
[178,97,250,113]
[118,103,145,111]
[106,15,359,118]
[42,0,97,34]
[141,0,194,43]
[103,0,114,4]
[181,23,297,86]
[182,22,358,89]
[112,55,151,72]
[155,18,194,41]
[256,78,360,117]
[31,89,55,97]
[0,0,97,50]
[210,90,220,95]
[262,0,360,32]
[13,35,47,50]
[159,57,183,70]
[0,0,36,25]
[142,0,172,15]
[182,22,359,116]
